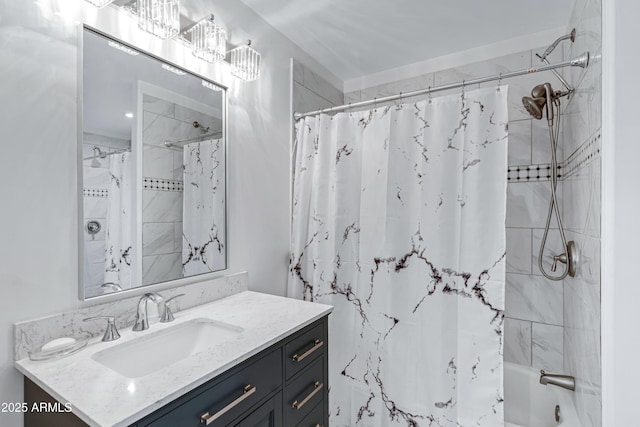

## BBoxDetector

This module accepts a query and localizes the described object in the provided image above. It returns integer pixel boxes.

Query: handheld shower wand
[522,83,570,124]
[521,83,578,281]
[521,84,553,122]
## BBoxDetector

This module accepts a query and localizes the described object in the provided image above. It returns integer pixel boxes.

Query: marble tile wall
[345,47,568,373]
[560,0,602,425]
[141,95,219,286]
[292,59,344,115]
[14,272,248,361]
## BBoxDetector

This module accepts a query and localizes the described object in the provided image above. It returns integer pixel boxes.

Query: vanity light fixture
[229,40,261,81]
[161,63,186,75]
[137,0,180,39]
[90,0,262,81]
[187,15,227,64]
[84,0,115,7]
[108,41,139,56]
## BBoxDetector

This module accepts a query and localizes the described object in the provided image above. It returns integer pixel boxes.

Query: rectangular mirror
[81,27,227,299]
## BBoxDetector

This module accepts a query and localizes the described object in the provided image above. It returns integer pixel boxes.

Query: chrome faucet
[132,292,166,331]
[540,370,575,391]
[83,316,121,342]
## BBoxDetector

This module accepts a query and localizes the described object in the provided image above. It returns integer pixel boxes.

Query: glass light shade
[190,18,227,63]
[84,0,115,7]
[230,43,261,81]
[137,0,180,39]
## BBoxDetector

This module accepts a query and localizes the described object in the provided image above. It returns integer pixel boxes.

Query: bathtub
[504,362,580,427]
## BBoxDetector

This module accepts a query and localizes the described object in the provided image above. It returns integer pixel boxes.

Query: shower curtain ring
[348,102,352,117]
[374,96,378,112]
[428,86,432,104]
[461,80,466,100]
[497,72,503,91]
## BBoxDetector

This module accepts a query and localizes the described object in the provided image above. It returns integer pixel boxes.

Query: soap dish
[28,338,88,361]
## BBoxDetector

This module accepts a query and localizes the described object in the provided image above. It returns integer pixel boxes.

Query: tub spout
[539,370,575,391]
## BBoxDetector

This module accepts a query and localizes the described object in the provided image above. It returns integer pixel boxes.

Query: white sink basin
[92,318,243,378]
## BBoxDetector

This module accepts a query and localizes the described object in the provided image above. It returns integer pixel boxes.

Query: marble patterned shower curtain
[289,87,508,426]
[104,152,133,289]
[182,139,225,275]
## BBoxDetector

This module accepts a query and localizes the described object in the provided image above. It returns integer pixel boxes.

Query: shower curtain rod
[164,131,223,148]
[83,147,130,161]
[294,52,590,120]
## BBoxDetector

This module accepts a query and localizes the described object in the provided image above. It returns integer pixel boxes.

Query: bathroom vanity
[15,19,333,427]
[16,291,332,427]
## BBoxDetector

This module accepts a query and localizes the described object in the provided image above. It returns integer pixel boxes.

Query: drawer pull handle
[292,381,323,410]
[292,339,324,362]
[200,384,257,425]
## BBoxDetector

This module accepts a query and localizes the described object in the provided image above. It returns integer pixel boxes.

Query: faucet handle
[83,316,121,342]
[160,294,185,323]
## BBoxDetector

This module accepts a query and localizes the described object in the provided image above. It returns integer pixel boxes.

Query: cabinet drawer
[143,348,282,427]
[285,358,325,426]
[284,322,325,380]
[230,391,282,427]
[295,400,325,427]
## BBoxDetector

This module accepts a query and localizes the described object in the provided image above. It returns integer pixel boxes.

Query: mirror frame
[78,25,229,301]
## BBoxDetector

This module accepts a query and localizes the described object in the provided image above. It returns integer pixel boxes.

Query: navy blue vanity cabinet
[133,315,329,427]
[294,399,325,427]
[283,318,328,427]
[232,392,282,427]
[24,316,328,427]
[139,347,283,427]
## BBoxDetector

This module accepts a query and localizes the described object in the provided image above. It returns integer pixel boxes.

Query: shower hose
[538,97,570,281]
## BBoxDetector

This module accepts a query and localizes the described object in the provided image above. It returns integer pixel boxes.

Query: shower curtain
[289,87,508,426]
[104,152,133,289]
[182,139,225,275]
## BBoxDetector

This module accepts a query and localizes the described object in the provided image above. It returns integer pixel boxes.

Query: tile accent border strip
[83,188,109,198]
[559,131,601,179]
[508,130,601,183]
[143,178,184,192]
[508,164,554,182]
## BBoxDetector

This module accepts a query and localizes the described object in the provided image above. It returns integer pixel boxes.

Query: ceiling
[84,29,223,140]
[237,0,574,81]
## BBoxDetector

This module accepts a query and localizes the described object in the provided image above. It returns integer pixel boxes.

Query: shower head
[522,83,555,121]
[539,28,576,62]
[92,146,107,158]
[522,95,546,120]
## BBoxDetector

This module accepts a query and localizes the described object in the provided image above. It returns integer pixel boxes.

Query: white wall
[602,0,640,425]
[0,0,339,425]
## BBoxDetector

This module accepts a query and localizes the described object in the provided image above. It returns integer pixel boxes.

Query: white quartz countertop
[15,291,333,427]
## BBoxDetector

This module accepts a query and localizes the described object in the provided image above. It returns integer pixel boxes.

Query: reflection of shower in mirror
[80,28,227,299]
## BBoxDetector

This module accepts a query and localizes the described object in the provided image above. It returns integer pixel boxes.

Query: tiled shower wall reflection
[141,94,220,285]
[344,47,568,373]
